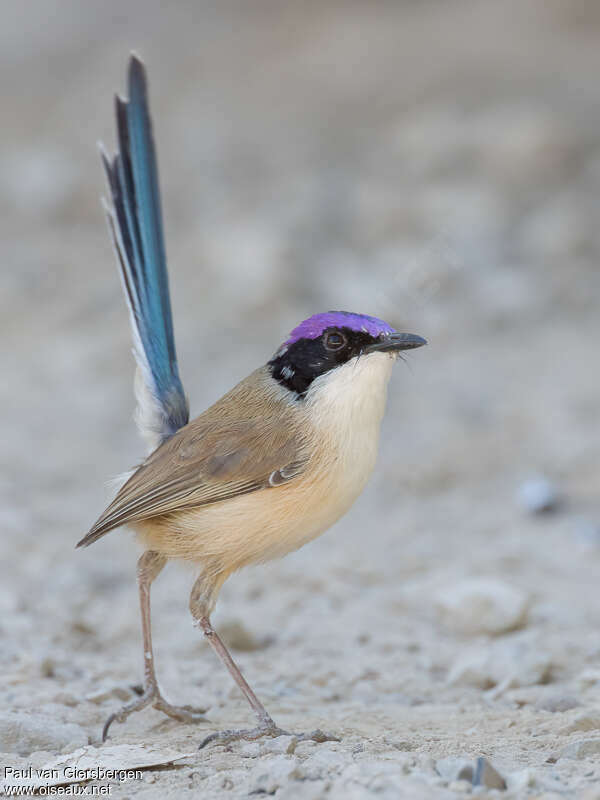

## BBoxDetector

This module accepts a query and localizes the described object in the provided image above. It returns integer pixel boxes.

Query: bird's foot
[198,719,340,750]
[102,685,209,741]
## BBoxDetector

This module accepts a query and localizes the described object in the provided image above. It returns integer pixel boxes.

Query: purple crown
[285,311,395,346]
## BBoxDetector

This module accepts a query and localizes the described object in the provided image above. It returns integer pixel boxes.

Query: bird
[78,54,427,749]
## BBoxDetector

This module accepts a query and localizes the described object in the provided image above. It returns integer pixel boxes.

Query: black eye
[324,330,347,351]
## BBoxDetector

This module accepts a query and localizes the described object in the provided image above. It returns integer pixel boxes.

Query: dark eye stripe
[269,327,380,397]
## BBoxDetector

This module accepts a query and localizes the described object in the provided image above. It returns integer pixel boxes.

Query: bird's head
[269,311,426,398]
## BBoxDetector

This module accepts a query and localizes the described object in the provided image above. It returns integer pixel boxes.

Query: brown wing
[78,370,311,547]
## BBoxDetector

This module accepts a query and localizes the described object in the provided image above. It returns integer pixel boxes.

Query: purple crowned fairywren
[78,56,427,748]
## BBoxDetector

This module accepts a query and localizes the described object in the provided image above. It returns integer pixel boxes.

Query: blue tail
[101,55,188,450]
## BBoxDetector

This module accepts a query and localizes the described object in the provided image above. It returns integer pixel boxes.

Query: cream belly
[135,352,395,578]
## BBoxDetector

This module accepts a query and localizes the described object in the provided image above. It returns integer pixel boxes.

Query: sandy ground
[2,1,600,797]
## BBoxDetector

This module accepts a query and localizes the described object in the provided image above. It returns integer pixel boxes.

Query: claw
[102,712,119,743]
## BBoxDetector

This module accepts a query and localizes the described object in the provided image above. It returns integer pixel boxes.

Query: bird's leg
[102,550,208,741]
[190,575,339,749]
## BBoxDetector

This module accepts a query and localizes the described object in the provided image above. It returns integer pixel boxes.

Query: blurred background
[2,0,600,795]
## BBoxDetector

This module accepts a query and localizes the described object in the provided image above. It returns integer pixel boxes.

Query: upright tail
[100,55,189,453]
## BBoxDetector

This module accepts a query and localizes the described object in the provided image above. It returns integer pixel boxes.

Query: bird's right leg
[102,550,208,741]
[189,573,339,749]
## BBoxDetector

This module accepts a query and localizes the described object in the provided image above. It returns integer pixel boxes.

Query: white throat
[303,350,395,505]
[305,351,395,428]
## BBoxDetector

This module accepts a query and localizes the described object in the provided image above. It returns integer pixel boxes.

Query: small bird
[78,55,427,748]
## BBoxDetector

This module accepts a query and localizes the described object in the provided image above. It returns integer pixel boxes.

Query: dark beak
[366,332,428,353]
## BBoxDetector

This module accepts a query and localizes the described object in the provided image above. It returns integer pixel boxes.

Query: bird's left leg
[102,550,208,741]
[189,573,339,749]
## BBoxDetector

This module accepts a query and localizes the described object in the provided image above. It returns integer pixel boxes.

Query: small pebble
[40,658,56,678]
[448,635,552,690]
[517,476,560,514]
[437,578,529,636]
[472,757,506,790]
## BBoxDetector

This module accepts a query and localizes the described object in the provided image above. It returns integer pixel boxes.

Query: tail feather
[100,55,189,453]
